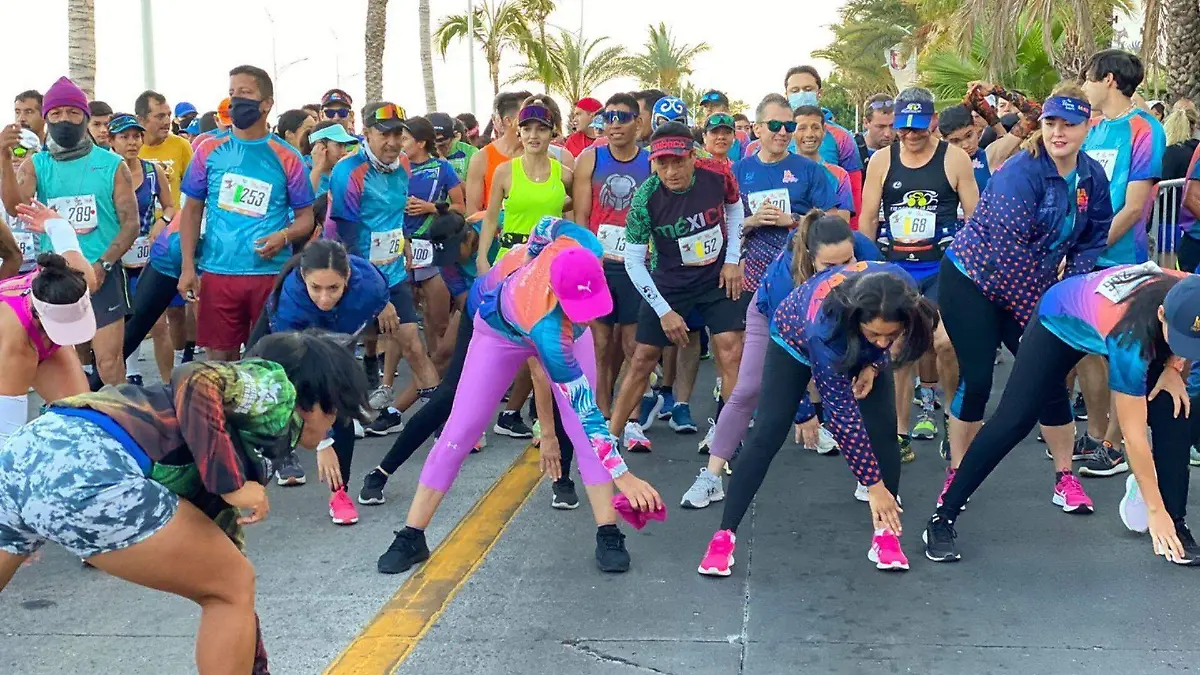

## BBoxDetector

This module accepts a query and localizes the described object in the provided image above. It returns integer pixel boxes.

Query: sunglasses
[12,146,28,159]
[603,110,636,125]
[764,120,798,133]
[707,113,735,129]
[373,104,406,121]
[868,100,895,111]
[323,108,350,119]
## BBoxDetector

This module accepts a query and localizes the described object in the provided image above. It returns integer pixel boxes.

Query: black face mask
[48,120,86,147]
[230,97,264,130]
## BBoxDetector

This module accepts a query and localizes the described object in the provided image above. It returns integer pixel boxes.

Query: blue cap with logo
[895,100,934,130]
[1164,275,1200,360]
[1040,96,1092,125]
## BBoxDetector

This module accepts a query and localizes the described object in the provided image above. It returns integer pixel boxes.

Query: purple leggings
[418,315,610,492]
[708,296,769,461]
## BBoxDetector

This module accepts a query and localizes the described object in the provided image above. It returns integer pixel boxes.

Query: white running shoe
[854,482,870,503]
[368,384,395,411]
[623,421,652,452]
[815,425,839,455]
[681,468,725,509]
[698,419,717,454]
[1119,474,1148,533]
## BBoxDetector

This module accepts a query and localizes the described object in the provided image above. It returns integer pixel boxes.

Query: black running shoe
[378,528,430,574]
[1073,393,1088,421]
[551,477,579,510]
[126,374,144,386]
[494,411,533,438]
[923,516,961,562]
[1044,433,1099,461]
[595,526,630,573]
[365,409,404,436]
[1078,442,1128,477]
[1173,523,1200,566]
[358,468,388,506]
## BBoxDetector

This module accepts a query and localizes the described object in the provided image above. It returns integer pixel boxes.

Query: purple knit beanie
[43,77,90,118]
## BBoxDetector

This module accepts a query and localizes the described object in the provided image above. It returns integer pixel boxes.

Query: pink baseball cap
[550,247,612,323]
[32,292,96,346]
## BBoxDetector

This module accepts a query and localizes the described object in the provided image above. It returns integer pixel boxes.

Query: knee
[629,347,658,375]
[199,553,256,609]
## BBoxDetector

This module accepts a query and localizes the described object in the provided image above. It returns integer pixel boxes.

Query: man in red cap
[565,97,603,158]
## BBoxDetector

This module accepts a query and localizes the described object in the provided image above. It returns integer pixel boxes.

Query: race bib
[678,227,723,266]
[888,208,936,241]
[747,188,790,216]
[217,174,273,218]
[48,195,98,234]
[597,224,628,260]
[1086,149,1118,181]
[11,230,36,265]
[370,228,405,265]
[121,235,152,268]
[410,238,435,269]
[1095,261,1161,303]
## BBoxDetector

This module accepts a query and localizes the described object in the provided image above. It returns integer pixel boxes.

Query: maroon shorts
[196,273,275,352]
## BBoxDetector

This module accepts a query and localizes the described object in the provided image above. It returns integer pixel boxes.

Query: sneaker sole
[1044,448,1093,461]
[365,424,404,437]
[597,560,631,573]
[493,425,533,438]
[626,442,652,453]
[922,529,961,562]
[1079,461,1129,477]
[867,548,910,571]
[815,445,839,455]
[1119,474,1149,533]
[681,493,723,509]
[670,423,698,433]
[697,555,734,576]
[551,498,580,510]
[912,429,936,441]
[329,510,359,525]
[277,475,307,486]
[1051,493,1094,514]
[357,495,386,506]
[377,550,430,574]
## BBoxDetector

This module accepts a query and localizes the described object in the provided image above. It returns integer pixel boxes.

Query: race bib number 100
[48,195,98,234]
[217,174,273,218]
[747,188,791,216]
[370,229,406,265]
[678,227,723,266]
[410,239,435,269]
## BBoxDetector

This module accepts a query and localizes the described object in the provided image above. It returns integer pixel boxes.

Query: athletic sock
[182,342,196,362]
[1056,470,1073,482]
[387,406,402,416]
[661,385,673,397]
[402,525,424,536]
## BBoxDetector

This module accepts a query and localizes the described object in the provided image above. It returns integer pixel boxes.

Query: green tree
[434,0,531,95]
[518,0,558,89]
[920,20,1062,103]
[628,22,710,94]
[507,30,635,104]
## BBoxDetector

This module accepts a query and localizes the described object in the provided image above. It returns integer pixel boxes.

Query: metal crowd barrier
[1152,177,1187,269]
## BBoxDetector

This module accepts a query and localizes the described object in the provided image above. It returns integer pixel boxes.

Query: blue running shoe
[638,392,664,431]
[657,391,676,420]
[669,403,698,433]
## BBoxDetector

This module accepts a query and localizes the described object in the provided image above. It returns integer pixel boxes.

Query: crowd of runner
[3,46,1200,674]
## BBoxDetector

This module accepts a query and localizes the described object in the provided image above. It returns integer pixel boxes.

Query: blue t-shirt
[329,149,411,287]
[1083,108,1165,267]
[180,134,314,275]
[405,158,461,237]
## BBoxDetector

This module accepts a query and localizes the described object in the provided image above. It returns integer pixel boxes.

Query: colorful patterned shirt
[1084,107,1165,266]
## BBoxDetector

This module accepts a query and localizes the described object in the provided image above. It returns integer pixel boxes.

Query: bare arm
[1184,180,1200,225]
[464,149,489,216]
[285,205,316,243]
[984,132,1023,171]
[0,219,21,279]
[858,151,888,241]
[99,163,140,264]
[1,159,36,218]
[1107,180,1155,247]
[154,164,177,223]
[946,145,980,219]
[447,184,466,214]
[561,164,575,219]
[572,148,596,228]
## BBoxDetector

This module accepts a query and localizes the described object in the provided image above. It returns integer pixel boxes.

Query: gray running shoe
[369,384,395,411]
[680,468,725,509]
[275,451,306,486]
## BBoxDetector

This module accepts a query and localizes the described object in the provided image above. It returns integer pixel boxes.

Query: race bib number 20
[747,188,790,216]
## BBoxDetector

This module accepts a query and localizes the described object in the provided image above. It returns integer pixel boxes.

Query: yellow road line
[324,444,544,674]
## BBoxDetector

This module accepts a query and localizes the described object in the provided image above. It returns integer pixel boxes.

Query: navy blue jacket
[266,254,390,335]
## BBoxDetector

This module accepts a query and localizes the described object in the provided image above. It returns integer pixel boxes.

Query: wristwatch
[99,260,115,273]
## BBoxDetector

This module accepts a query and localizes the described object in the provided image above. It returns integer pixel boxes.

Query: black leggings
[377,312,576,476]
[937,320,1192,524]
[719,340,901,532]
[122,265,179,361]
[1178,234,1200,274]
[939,258,1072,426]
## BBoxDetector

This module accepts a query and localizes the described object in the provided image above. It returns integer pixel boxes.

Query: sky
[3,0,845,123]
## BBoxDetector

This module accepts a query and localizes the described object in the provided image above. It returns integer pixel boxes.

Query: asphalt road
[3,349,1199,675]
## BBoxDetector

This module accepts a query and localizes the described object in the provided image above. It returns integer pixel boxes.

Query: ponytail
[790,209,854,285]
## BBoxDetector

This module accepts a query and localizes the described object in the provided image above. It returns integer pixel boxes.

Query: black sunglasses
[324,108,350,119]
[764,120,798,133]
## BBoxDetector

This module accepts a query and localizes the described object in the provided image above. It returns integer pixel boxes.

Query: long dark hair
[823,270,939,371]
[269,239,351,307]
[246,330,370,424]
[405,116,440,158]
[791,209,854,284]
[31,253,87,305]
[1111,275,1181,363]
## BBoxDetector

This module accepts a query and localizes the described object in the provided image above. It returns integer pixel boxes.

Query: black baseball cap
[362,102,408,132]
[1164,276,1200,360]
[321,89,353,107]
[428,209,469,267]
[428,112,456,142]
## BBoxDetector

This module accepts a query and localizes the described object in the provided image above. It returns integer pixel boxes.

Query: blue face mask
[788,91,819,110]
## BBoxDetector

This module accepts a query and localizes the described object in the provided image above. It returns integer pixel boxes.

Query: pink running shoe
[1052,472,1094,514]
[868,530,909,570]
[698,529,736,576]
[329,487,360,525]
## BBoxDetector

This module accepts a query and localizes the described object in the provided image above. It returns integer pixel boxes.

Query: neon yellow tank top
[498,156,565,253]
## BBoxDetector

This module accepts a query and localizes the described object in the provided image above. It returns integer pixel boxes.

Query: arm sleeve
[811,347,884,486]
[809,164,838,211]
[625,243,672,317]
[794,393,816,424]
[1130,121,1165,182]
[172,368,249,495]
[285,154,316,210]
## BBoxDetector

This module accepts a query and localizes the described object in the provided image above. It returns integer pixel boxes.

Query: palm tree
[507,30,634,104]
[418,0,437,110]
[518,0,557,89]
[434,0,531,96]
[67,0,96,99]
[1164,0,1200,100]
[627,22,710,94]
[920,21,1061,103]
[364,0,389,102]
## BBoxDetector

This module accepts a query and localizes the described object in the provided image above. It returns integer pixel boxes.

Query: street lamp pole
[467,0,477,114]
[140,0,156,89]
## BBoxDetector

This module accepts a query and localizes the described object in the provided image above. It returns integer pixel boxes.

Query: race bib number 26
[370,229,406,265]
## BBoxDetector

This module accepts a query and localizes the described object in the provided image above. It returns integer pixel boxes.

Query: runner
[682,210,852,509]
[564,97,603,157]
[1075,49,1167,478]
[87,101,113,150]
[107,113,176,385]
[320,88,356,134]
[376,217,664,575]
[937,87,1112,513]
[605,121,746,452]
[697,90,749,160]
[468,90,530,238]
[121,210,197,377]
[698,262,938,575]
[306,121,356,200]
[13,90,45,146]
[430,112,477,182]
[859,87,979,462]
[251,239,396,524]
[0,76,140,386]
[136,90,194,203]
[275,109,315,155]
[0,204,97,444]
[327,101,440,434]
[702,112,737,163]
[854,94,895,167]
[793,104,854,223]
[362,116,464,436]
[0,330,368,675]
[571,93,651,423]
[925,268,1200,565]
[2,128,40,278]
[633,89,667,146]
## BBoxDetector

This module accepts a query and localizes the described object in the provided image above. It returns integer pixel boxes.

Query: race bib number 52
[678,227,723,266]
[217,174,273,218]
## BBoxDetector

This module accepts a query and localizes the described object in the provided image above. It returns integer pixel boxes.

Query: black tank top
[879,140,959,263]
